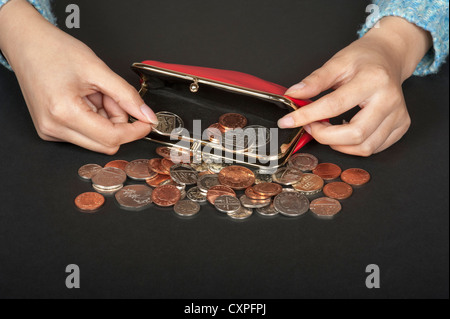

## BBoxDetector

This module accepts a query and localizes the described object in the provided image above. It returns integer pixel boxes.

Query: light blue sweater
[0,0,449,76]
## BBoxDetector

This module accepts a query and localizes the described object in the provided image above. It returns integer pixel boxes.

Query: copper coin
[341,168,371,186]
[288,153,319,171]
[312,163,342,180]
[78,164,102,180]
[218,165,255,190]
[161,158,176,172]
[151,184,181,207]
[310,197,342,218]
[156,146,173,158]
[218,113,248,131]
[115,185,153,210]
[91,167,127,188]
[74,192,105,212]
[156,146,191,163]
[323,182,353,200]
[292,173,324,195]
[145,174,172,187]
[245,187,271,200]
[206,123,225,143]
[104,160,129,171]
[253,182,283,197]
[206,185,236,205]
[125,159,156,180]
[148,158,169,175]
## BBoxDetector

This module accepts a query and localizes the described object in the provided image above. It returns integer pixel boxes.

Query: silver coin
[197,174,220,193]
[125,159,155,180]
[222,129,255,152]
[243,125,272,147]
[174,200,200,217]
[153,111,184,136]
[254,169,273,184]
[190,161,210,173]
[214,195,241,213]
[92,183,123,195]
[170,164,198,185]
[91,167,127,188]
[186,186,207,202]
[288,153,319,171]
[239,195,271,209]
[180,189,187,200]
[227,206,253,220]
[281,187,298,193]
[159,179,186,191]
[114,185,153,210]
[272,167,303,185]
[208,162,230,174]
[273,192,309,217]
[78,164,102,180]
[256,201,278,216]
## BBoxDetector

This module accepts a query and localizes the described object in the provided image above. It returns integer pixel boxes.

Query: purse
[131,60,313,169]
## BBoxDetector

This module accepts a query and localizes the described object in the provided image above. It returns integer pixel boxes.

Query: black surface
[0,0,448,299]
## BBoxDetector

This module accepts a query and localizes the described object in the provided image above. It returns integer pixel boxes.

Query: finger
[57,126,120,155]
[278,75,373,128]
[373,124,410,154]
[102,95,130,124]
[86,92,103,109]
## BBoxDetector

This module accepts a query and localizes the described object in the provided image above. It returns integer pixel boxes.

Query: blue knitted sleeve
[0,0,56,71]
[359,0,449,76]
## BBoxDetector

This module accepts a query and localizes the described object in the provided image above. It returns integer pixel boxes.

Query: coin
[214,195,241,213]
[78,164,102,180]
[310,197,342,219]
[74,192,105,212]
[256,201,278,216]
[222,130,255,151]
[115,185,153,210]
[254,169,273,184]
[104,160,129,172]
[244,125,272,147]
[206,185,236,205]
[218,113,248,131]
[273,192,310,217]
[245,186,271,200]
[151,184,181,207]
[253,182,283,197]
[148,158,170,175]
[145,174,172,187]
[170,164,198,185]
[174,200,201,217]
[292,173,324,195]
[312,163,342,180]
[190,162,210,173]
[288,153,319,171]
[205,123,224,143]
[208,162,230,174]
[341,168,371,186]
[186,186,208,202]
[323,182,353,200]
[125,159,157,180]
[91,167,127,188]
[227,206,253,220]
[92,183,124,195]
[197,174,221,193]
[218,165,255,190]
[161,158,176,173]
[272,167,303,185]
[156,146,191,163]
[155,146,173,159]
[239,195,271,209]
[153,111,184,136]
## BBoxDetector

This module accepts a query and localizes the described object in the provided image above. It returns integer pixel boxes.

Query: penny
[91,167,127,188]
[197,174,221,193]
[214,195,241,213]
[256,201,278,216]
[148,158,169,175]
[227,206,253,220]
[253,182,283,197]
[74,192,105,212]
[170,164,198,185]
[174,200,201,217]
[161,158,176,173]
[115,185,153,210]
[292,173,324,195]
[155,146,173,159]
[206,185,236,205]
[323,182,353,200]
[239,195,271,209]
[272,167,303,185]
[254,169,273,184]
[78,164,102,180]
[104,160,129,172]
[198,170,215,176]
[218,165,255,190]
[273,192,310,217]
[187,186,208,203]
[153,111,184,136]
[125,159,157,180]
[245,187,271,200]
[145,174,172,187]
[312,163,342,180]
[288,153,319,171]
[341,168,371,186]
[310,197,342,218]
[218,113,248,131]
[205,123,224,143]
[151,184,181,207]
[156,147,191,163]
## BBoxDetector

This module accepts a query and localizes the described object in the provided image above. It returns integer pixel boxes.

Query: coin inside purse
[131,61,307,169]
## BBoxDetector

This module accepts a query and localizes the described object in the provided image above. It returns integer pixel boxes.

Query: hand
[0,0,158,154]
[278,17,432,156]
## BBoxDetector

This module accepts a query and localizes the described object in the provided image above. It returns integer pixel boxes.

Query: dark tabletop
[0,0,448,299]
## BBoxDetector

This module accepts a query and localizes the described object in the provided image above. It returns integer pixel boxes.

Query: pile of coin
[75,147,370,220]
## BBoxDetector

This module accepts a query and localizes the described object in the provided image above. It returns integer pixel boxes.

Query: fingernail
[303,124,311,134]
[140,104,158,124]
[285,82,306,95]
[278,116,295,128]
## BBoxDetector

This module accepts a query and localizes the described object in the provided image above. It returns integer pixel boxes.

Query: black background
[0,0,448,299]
